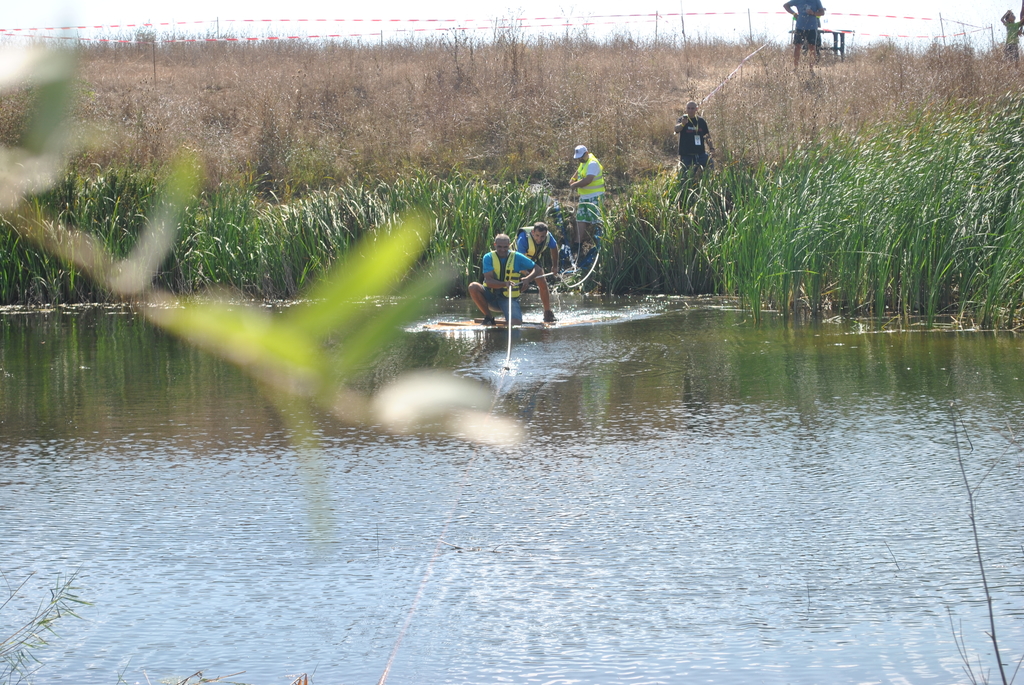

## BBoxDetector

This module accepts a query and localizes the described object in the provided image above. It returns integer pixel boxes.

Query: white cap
[573,145,588,159]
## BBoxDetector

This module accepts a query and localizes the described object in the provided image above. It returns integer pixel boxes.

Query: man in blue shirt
[784,0,825,69]
[515,222,558,323]
[469,233,544,326]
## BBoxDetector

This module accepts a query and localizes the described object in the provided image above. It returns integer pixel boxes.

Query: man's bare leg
[574,221,591,255]
[537,277,556,322]
[537,277,552,311]
[468,282,490,317]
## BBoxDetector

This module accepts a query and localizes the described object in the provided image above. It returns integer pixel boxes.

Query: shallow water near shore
[2,297,1023,684]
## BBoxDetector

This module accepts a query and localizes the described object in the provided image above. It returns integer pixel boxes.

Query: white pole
[503,284,513,370]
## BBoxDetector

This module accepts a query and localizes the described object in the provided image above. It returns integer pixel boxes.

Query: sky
[0,1,1011,49]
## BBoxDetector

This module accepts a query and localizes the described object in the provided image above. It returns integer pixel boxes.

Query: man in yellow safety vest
[568,145,605,257]
[515,221,558,323]
[468,233,544,326]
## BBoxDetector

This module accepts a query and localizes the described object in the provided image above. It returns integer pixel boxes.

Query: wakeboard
[422,317,602,331]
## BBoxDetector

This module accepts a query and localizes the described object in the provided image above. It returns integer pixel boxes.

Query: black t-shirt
[677,116,710,156]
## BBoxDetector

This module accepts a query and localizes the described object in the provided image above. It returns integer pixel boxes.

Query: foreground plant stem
[950,402,1009,685]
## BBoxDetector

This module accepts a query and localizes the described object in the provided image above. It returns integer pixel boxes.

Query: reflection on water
[1,300,1023,684]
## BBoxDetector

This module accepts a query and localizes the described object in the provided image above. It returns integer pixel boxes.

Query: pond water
[2,298,1023,685]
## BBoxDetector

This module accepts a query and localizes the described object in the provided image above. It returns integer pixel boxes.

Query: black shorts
[680,153,709,168]
[793,29,818,45]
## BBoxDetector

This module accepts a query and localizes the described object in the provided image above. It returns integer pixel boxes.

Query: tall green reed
[705,95,1024,327]
[600,170,717,295]
[5,168,549,303]
[0,167,161,303]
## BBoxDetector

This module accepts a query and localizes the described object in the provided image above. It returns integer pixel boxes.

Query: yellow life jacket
[488,250,522,298]
[576,154,605,197]
[517,228,550,263]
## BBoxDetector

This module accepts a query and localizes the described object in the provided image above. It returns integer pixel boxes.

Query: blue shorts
[680,153,710,168]
[483,288,523,321]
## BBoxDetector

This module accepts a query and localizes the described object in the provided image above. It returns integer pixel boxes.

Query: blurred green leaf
[145,297,324,395]
[23,76,75,156]
[287,215,431,339]
[0,49,75,209]
[108,154,201,295]
[0,48,75,155]
[331,268,450,379]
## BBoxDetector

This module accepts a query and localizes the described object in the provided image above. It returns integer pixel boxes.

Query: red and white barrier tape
[0,10,953,34]
[0,12,988,43]
[1,16,664,42]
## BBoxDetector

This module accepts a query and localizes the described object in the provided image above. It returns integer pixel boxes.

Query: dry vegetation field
[34,33,1024,190]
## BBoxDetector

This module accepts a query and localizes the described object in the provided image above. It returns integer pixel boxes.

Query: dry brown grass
[26,34,1024,190]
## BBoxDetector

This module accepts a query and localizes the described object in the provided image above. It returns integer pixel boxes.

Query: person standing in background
[514,222,558,323]
[568,145,605,258]
[1003,1,1024,61]
[784,0,825,69]
[674,101,715,182]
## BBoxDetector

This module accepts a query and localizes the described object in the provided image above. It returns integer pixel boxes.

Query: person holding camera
[674,101,714,182]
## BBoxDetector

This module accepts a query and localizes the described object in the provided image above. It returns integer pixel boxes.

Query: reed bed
[600,171,720,294]
[3,171,548,303]
[704,95,1024,327]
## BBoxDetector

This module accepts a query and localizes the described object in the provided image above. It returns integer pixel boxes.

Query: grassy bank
[9,93,1024,329]
[5,38,1024,326]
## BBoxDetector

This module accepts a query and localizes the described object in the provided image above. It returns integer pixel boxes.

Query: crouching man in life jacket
[515,221,558,323]
[469,233,544,326]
